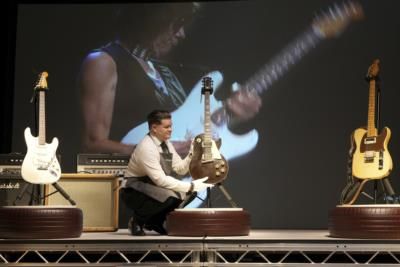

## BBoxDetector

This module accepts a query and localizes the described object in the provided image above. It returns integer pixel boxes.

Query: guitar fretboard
[38,90,46,145]
[244,28,321,95]
[203,90,213,161]
[212,27,322,126]
[367,79,378,137]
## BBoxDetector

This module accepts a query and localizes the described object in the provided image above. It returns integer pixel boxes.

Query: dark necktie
[160,142,169,154]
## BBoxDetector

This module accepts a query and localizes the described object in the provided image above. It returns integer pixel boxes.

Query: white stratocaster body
[21,71,61,184]
[21,127,61,184]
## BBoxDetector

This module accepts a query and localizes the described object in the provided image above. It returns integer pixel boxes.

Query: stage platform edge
[1,229,400,266]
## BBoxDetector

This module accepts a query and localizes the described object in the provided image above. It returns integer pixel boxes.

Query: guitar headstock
[201,76,214,95]
[312,1,364,38]
[34,71,49,90]
[367,59,380,80]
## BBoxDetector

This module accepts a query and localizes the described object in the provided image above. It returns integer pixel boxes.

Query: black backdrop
[4,0,400,229]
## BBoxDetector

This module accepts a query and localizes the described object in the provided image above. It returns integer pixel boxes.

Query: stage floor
[1,229,400,266]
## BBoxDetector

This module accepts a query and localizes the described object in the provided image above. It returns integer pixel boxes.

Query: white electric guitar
[21,71,61,184]
[122,2,363,160]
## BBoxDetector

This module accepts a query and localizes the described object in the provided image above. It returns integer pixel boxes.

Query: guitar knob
[215,164,220,168]
[221,162,225,166]
[220,168,225,173]
[216,171,220,176]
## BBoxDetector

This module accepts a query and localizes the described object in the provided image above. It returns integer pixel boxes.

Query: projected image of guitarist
[78,1,363,162]
[78,2,261,157]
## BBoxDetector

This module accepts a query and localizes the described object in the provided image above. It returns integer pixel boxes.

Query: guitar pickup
[364,150,375,162]
[37,166,49,170]
[364,137,376,144]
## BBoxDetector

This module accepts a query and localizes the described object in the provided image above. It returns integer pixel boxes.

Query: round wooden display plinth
[166,208,250,236]
[329,204,400,239]
[0,206,83,239]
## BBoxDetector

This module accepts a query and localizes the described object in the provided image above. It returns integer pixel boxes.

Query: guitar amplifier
[0,153,52,206]
[0,153,25,175]
[45,173,119,232]
[77,154,130,176]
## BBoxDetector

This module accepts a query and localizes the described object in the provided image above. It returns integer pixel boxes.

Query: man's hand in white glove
[191,177,214,192]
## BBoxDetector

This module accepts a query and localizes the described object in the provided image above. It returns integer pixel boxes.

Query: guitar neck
[38,90,46,145]
[367,79,378,137]
[212,27,323,126]
[203,91,213,160]
[244,27,322,95]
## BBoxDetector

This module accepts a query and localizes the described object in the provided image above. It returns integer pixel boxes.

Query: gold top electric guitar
[189,77,229,184]
[21,72,61,184]
[351,59,393,179]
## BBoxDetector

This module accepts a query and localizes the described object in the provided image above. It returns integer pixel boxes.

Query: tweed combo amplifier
[45,173,119,232]
[76,154,130,176]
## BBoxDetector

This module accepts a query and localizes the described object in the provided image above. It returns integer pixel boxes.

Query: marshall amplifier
[0,153,43,206]
[77,154,130,176]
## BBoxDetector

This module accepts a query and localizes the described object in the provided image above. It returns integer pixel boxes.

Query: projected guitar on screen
[122,1,364,162]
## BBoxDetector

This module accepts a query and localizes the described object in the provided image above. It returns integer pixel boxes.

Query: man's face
[151,24,185,58]
[151,118,172,142]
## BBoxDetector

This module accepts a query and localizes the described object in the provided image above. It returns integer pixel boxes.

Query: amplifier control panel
[77,153,130,176]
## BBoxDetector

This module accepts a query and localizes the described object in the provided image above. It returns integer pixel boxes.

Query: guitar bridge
[364,150,375,163]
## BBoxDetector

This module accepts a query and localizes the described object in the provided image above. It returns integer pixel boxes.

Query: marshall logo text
[0,182,20,189]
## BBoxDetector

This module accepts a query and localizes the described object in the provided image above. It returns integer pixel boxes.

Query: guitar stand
[13,182,76,206]
[13,183,43,205]
[341,178,397,205]
[206,182,238,208]
[50,182,76,205]
[217,183,238,208]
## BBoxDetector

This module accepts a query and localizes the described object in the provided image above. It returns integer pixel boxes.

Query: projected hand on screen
[225,82,262,127]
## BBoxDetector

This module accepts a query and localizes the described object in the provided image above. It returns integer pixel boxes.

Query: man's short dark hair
[147,110,171,128]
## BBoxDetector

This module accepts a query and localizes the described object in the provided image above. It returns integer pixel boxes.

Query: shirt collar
[149,133,164,147]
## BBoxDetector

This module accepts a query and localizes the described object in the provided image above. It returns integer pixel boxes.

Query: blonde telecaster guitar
[352,59,393,179]
[21,72,61,184]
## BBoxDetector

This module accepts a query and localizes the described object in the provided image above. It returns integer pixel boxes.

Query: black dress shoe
[144,223,167,235]
[128,217,145,236]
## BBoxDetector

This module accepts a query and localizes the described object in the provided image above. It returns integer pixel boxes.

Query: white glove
[192,177,214,192]
[188,140,194,157]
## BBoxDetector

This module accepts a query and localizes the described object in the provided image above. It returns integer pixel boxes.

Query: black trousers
[120,187,181,226]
